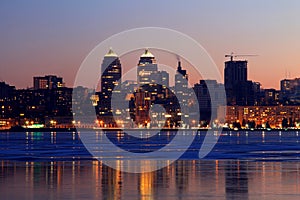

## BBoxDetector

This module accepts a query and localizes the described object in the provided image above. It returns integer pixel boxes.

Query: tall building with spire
[101,48,122,97]
[174,61,190,127]
[137,49,158,86]
[175,61,188,96]
[133,49,175,127]
[99,48,122,116]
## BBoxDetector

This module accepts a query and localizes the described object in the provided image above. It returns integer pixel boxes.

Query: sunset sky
[1,0,299,89]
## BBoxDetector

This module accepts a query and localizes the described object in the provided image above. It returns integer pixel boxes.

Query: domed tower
[137,49,158,86]
[99,48,122,116]
[101,48,122,98]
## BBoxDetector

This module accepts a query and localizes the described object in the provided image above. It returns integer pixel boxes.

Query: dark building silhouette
[280,78,300,105]
[100,49,122,98]
[175,61,190,127]
[14,87,73,125]
[224,60,254,106]
[15,89,46,122]
[175,61,188,95]
[252,82,262,105]
[134,88,151,126]
[33,75,63,90]
[193,80,225,126]
[0,82,16,119]
[176,61,188,78]
[262,88,279,105]
[0,82,15,100]
[98,48,122,117]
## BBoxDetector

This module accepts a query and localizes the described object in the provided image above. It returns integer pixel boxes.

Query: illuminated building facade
[98,49,122,117]
[280,78,300,105]
[174,61,190,127]
[224,105,300,128]
[134,50,172,127]
[137,49,158,86]
[100,48,122,98]
[0,82,15,126]
[134,88,151,127]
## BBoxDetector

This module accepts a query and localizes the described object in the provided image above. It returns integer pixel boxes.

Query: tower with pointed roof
[175,60,189,97]
[137,49,158,86]
[100,48,122,114]
[174,60,190,127]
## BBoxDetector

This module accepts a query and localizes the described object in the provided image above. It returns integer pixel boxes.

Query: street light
[25,120,29,128]
[192,120,196,127]
[50,120,57,128]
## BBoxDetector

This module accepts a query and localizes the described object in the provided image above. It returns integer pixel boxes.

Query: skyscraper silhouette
[99,48,122,116]
[224,60,254,105]
[175,61,190,127]
[101,48,122,98]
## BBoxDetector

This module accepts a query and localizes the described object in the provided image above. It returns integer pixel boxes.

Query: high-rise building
[193,80,225,124]
[175,61,188,96]
[176,61,188,79]
[133,49,174,127]
[100,48,122,98]
[224,60,254,105]
[137,49,158,86]
[174,61,190,126]
[224,60,247,84]
[98,48,122,117]
[136,49,170,101]
[33,75,64,90]
[175,61,189,100]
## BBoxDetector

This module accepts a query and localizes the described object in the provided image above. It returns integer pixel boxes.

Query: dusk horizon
[1,1,300,199]
[1,46,298,91]
[1,0,300,89]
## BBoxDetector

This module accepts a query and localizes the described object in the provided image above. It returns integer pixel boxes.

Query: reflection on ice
[1,160,300,199]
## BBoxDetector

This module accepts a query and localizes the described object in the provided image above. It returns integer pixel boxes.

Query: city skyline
[1,48,299,93]
[1,47,300,129]
[2,2,300,198]
[1,1,300,89]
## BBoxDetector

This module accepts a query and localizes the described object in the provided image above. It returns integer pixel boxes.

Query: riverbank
[1,126,299,132]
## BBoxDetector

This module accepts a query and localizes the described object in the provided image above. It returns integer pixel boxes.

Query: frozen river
[1,130,300,199]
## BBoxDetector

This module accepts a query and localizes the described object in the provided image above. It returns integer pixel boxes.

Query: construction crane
[225,52,258,61]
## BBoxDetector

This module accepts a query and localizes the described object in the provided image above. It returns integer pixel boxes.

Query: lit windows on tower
[100,48,122,98]
[137,49,158,86]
